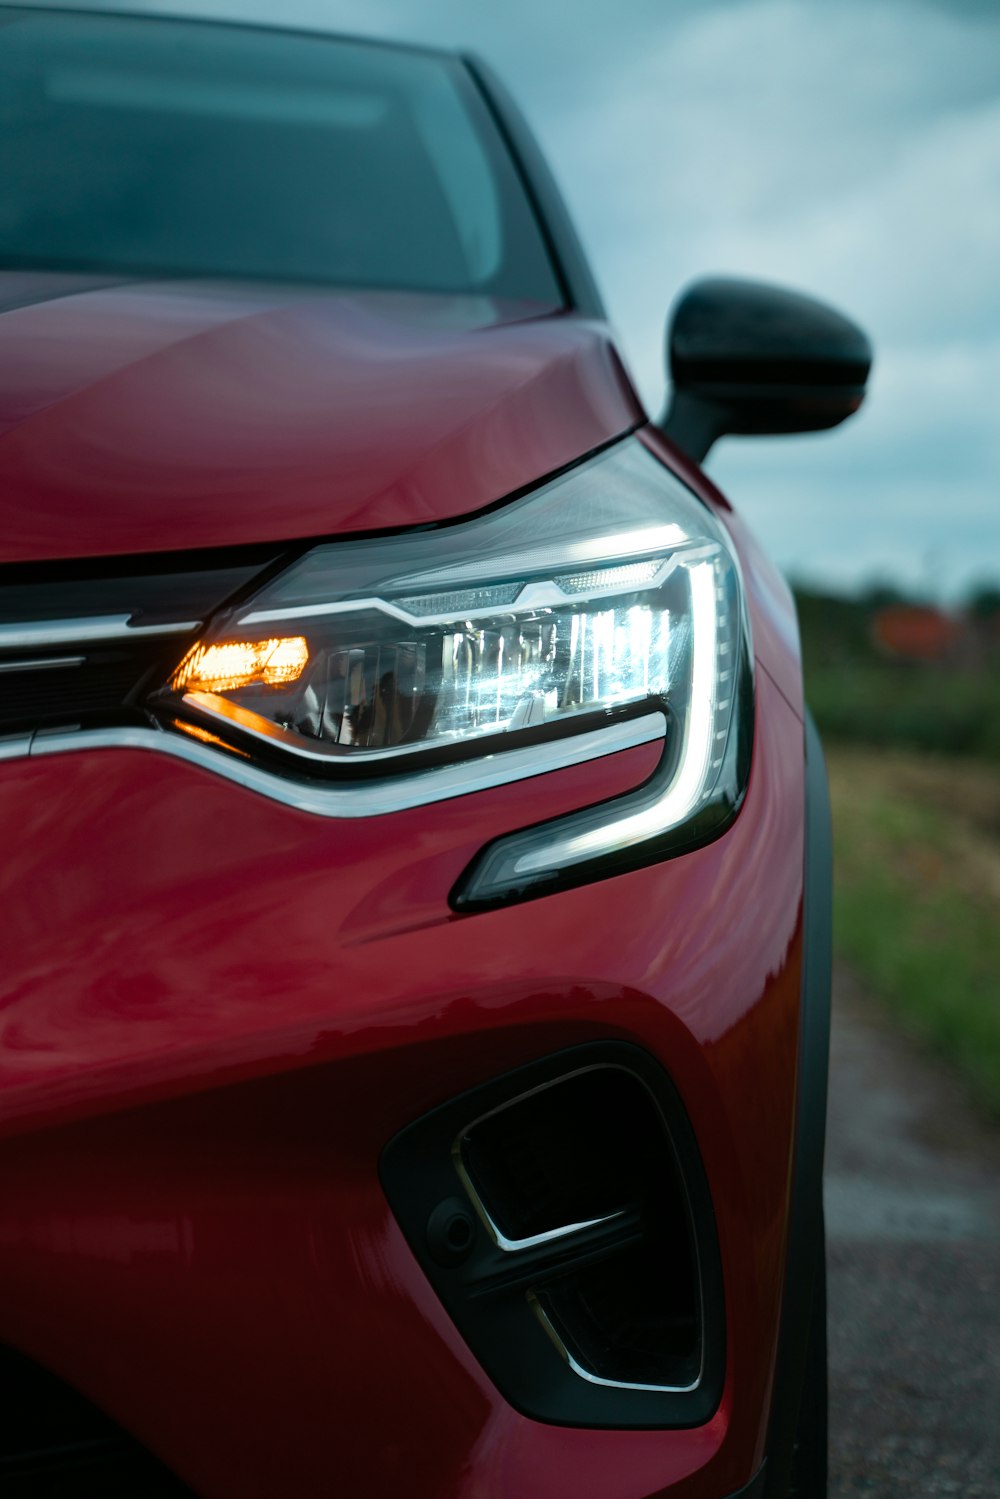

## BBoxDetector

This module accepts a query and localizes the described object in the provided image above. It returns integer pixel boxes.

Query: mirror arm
[658,278,873,469]
[658,389,728,467]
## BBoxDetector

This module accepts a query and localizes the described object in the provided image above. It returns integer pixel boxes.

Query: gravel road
[826,964,1000,1496]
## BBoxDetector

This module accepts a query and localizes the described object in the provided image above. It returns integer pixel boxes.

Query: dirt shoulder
[826,963,1000,1496]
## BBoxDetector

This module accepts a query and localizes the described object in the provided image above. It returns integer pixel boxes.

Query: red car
[0,10,871,1498]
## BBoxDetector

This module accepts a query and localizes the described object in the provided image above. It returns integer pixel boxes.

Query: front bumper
[0,664,804,1499]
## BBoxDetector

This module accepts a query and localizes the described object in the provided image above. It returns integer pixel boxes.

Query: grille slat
[0,645,177,734]
[0,556,274,737]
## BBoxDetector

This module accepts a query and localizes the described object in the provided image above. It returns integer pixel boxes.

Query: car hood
[0,274,643,564]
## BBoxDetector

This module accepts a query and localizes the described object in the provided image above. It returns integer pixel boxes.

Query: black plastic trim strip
[762,710,831,1497]
[725,1464,768,1499]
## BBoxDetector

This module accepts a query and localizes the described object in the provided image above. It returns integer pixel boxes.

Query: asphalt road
[825,965,1000,1496]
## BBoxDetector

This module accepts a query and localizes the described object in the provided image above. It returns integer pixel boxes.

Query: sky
[29,0,1000,600]
[332,0,1000,602]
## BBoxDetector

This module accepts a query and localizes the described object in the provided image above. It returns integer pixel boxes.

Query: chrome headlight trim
[22,711,666,818]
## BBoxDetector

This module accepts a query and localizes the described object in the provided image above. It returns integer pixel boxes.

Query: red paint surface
[0,666,803,1498]
[0,281,808,1496]
[0,276,641,563]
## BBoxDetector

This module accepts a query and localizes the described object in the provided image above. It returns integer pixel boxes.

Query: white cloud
[521,0,1000,402]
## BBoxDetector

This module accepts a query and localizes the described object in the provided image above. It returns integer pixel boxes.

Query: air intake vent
[461,1066,658,1240]
[532,1237,699,1388]
[381,1043,724,1428]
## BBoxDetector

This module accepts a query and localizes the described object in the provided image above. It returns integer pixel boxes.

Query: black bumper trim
[762,710,832,1497]
[725,1464,767,1499]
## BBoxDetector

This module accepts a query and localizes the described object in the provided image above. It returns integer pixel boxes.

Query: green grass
[827,745,1000,1115]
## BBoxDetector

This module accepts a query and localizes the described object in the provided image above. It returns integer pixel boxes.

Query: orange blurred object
[871,605,962,663]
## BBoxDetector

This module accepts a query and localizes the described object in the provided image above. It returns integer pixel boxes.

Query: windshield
[0,9,563,302]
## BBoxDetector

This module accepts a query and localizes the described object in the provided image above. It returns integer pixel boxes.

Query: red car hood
[0,274,643,564]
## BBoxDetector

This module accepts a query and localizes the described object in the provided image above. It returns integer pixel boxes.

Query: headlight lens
[155,439,752,901]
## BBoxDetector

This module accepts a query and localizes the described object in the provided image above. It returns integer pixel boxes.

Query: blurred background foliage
[797,584,1000,1114]
[796,582,1000,760]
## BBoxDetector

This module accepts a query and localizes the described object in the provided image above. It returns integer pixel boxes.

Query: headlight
[154,439,752,905]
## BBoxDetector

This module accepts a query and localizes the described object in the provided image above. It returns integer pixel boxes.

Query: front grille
[0,641,179,735]
[0,1344,196,1497]
[0,554,275,737]
[381,1043,724,1428]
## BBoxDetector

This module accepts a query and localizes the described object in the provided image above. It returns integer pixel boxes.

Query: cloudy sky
[47,0,1000,598]
[345,0,1000,601]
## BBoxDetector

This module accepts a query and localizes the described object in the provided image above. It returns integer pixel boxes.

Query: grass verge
[826,744,1000,1116]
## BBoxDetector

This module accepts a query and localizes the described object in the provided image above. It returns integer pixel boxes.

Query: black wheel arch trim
[762,708,832,1497]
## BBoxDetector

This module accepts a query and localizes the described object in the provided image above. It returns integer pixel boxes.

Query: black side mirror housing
[660,277,873,465]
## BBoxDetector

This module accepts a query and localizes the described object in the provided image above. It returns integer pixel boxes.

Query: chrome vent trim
[530,1296,701,1394]
[452,1062,706,1395]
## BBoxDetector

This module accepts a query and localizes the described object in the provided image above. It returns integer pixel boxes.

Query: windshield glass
[0,9,563,302]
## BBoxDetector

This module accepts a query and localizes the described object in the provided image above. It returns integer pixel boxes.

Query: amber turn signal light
[171,636,309,694]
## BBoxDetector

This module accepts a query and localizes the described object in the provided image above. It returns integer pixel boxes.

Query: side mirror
[660,277,873,465]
